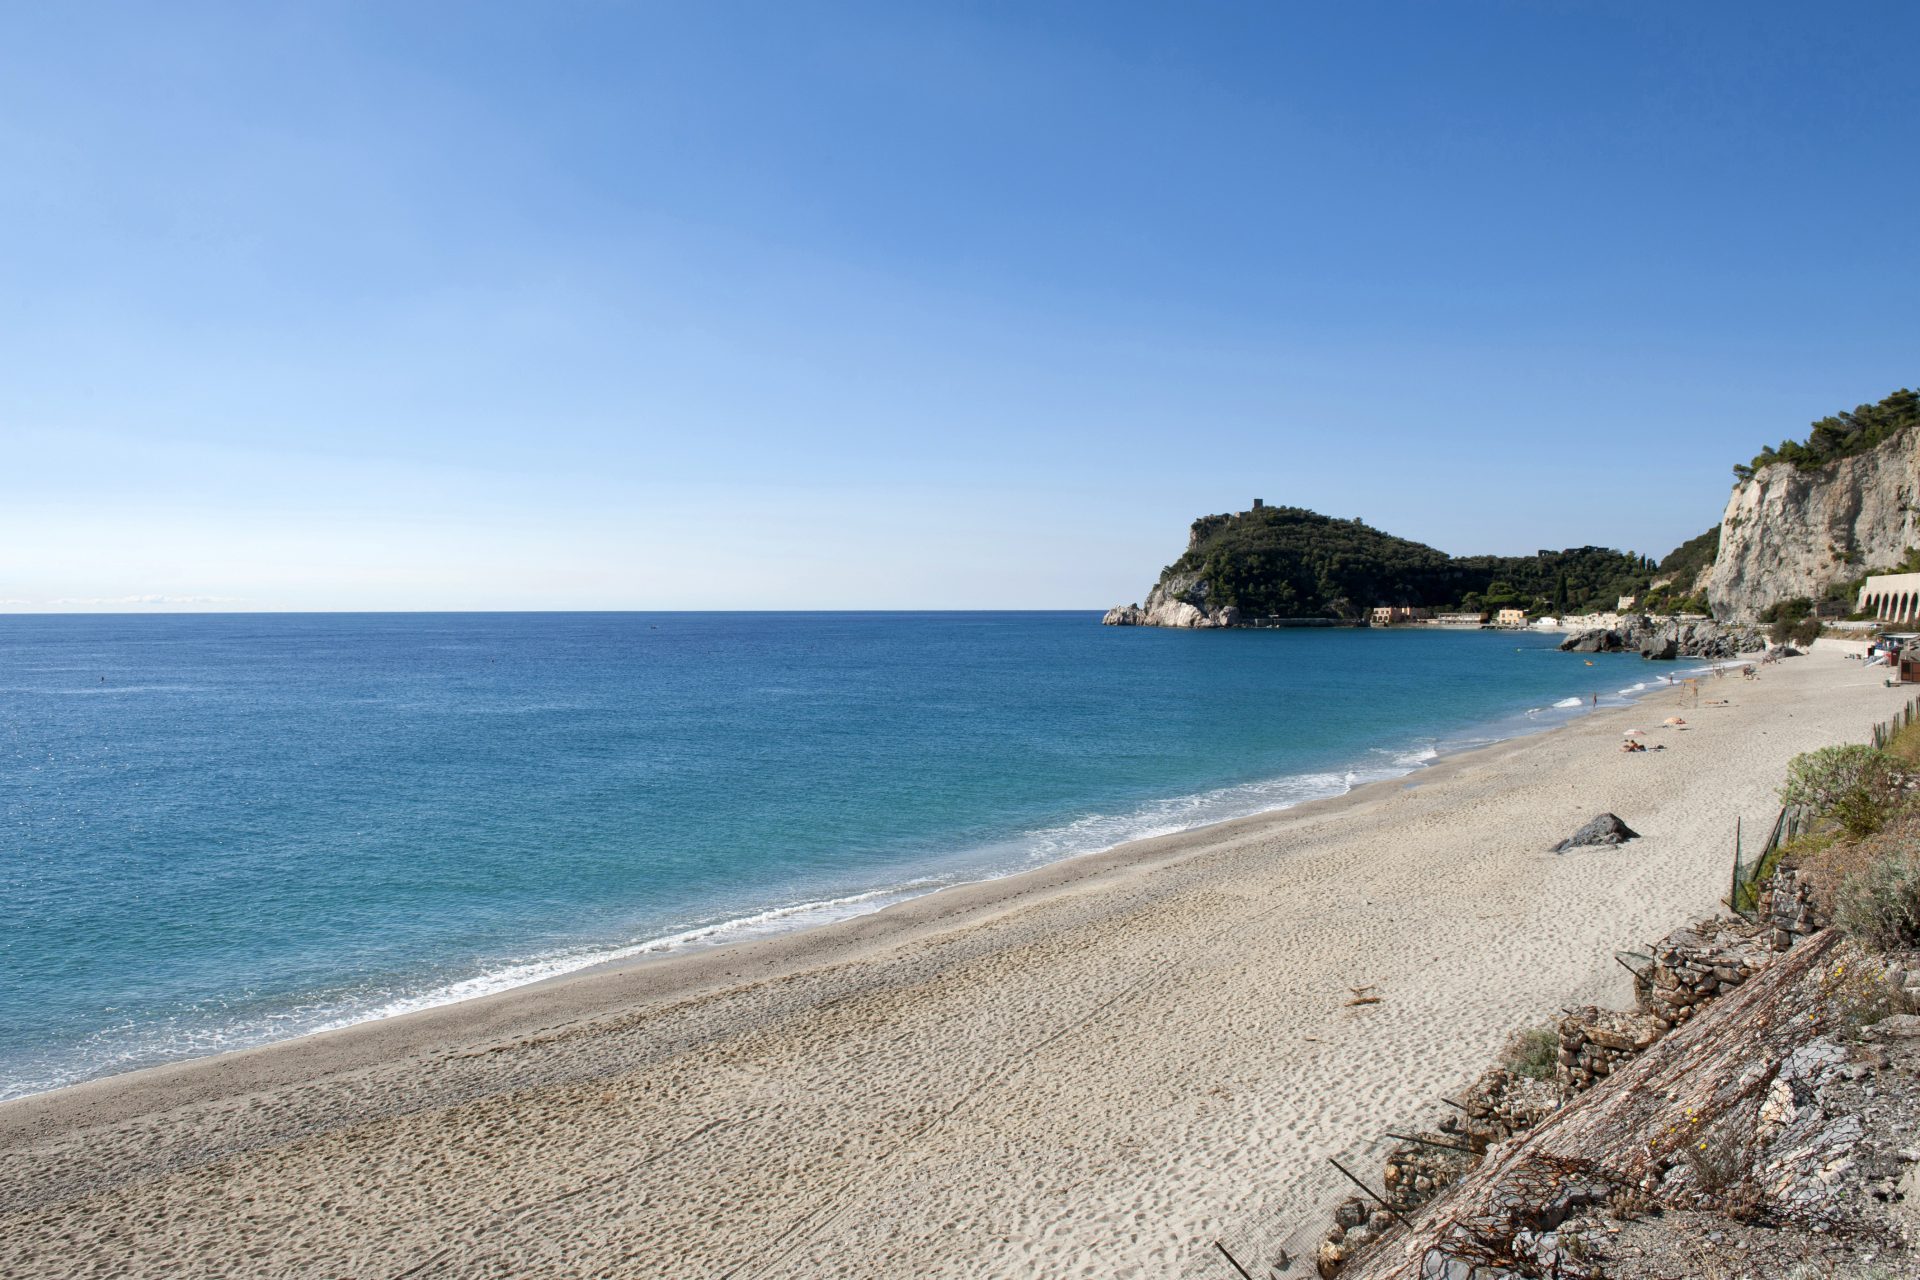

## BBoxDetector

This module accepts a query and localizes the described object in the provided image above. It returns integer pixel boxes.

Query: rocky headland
[1557,616,1767,661]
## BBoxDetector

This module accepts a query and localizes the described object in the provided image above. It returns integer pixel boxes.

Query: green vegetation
[1761,717,1920,959]
[1451,547,1658,616]
[1778,744,1905,838]
[1761,597,1821,646]
[1732,388,1920,481]
[1655,526,1719,592]
[1165,506,1657,618]
[1501,1025,1560,1082]
[1169,508,1452,618]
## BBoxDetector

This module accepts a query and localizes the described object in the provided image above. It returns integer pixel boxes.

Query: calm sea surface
[0,612,1666,1098]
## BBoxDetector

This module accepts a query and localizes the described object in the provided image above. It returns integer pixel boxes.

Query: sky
[3,2,1918,611]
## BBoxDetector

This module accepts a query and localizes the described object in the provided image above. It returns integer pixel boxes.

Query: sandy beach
[0,645,1902,1279]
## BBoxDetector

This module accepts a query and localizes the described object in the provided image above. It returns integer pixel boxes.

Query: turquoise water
[0,613,1664,1098]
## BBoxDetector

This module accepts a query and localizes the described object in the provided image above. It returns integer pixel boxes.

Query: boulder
[1639,634,1679,660]
[1860,1014,1920,1042]
[1552,813,1640,852]
[1558,629,1619,653]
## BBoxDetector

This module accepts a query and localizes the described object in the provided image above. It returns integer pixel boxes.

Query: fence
[1727,693,1919,915]
[1730,804,1815,917]
[1869,693,1920,749]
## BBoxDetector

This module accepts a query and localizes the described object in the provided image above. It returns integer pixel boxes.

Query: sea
[0,612,1675,1100]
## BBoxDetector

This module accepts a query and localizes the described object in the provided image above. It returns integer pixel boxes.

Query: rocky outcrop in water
[1557,615,1764,660]
[1704,428,1920,622]
[1101,573,1242,628]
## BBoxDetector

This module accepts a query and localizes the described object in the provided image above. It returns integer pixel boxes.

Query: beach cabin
[1868,633,1920,679]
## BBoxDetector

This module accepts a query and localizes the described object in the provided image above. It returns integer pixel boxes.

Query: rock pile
[1882,950,1920,1008]
[1635,916,1774,1031]
[1446,1065,1561,1147]
[1556,1006,1662,1095]
[1380,1138,1475,1216]
[1760,864,1826,951]
[1313,1064,1551,1276]
[1314,1197,1399,1277]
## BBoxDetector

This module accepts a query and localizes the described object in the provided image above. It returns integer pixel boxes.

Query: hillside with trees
[1159,505,1658,619]
[1732,388,1919,480]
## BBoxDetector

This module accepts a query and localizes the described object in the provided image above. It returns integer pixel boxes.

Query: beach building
[1616,595,1638,611]
[1368,606,1430,626]
[1858,573,1920,623]
[1434,612,1489,627]
[1494,607,1528,629]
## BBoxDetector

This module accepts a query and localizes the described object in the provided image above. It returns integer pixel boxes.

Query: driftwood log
[1343,930,1848,1278]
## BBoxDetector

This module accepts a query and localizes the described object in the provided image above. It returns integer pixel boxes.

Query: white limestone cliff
[1704,431,1920,622]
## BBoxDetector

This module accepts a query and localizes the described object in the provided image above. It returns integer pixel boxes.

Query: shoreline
[3,645,1899,1278]
[0,681,1594,1126]
[2,650,1703,1109]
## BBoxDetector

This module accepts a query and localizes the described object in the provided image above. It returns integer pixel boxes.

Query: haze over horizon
[5,2,1918,612]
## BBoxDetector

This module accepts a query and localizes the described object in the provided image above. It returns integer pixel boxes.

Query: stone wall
[1635,916,1774,1030]
[1556,1006,1662,1095]
[1760,865,1826,951]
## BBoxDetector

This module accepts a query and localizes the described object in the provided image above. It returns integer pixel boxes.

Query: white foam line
[2,653,1704,1101]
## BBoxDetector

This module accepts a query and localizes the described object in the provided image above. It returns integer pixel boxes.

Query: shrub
[1834,846,1920,952]
[1762,596,1815,625]
[1502,1025,1559,1081]
[1680,1112,1754,1200]
[1778,745,1907,838]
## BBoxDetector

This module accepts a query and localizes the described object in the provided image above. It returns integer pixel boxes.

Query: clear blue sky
[4,2,1917,610]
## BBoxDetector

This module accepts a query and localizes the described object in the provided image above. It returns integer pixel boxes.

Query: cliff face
[1704,430,1920,621]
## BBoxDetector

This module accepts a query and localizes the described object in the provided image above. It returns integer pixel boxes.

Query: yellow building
[1368,606,1431,626]
[1495,608,1529,629]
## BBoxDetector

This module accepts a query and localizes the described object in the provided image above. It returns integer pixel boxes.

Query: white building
[1858,573,1920,623]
